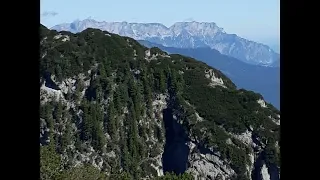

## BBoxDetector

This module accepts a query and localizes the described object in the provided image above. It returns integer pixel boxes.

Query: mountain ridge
[138,40,280,109]
[51,19,280,67]
[40,24,280,180]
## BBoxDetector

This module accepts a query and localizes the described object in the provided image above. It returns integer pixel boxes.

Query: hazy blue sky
[41,0,279,48]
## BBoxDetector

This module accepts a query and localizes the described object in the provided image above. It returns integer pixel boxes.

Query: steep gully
[162,107,189,174]
[251,134,280,180]
[160,105,279,179]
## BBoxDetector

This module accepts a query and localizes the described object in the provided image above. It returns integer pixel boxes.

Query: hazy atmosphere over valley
[40,0,280,179]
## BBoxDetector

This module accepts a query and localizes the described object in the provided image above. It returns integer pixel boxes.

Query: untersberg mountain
[51,19,280,67]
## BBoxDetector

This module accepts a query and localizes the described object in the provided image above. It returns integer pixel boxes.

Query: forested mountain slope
[138,40,280,110]
[40,24,280,180]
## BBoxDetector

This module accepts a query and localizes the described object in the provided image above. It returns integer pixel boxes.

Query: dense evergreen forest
[40,24,280,180]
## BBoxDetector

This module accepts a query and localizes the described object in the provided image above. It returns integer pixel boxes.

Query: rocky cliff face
[40,25,280,180]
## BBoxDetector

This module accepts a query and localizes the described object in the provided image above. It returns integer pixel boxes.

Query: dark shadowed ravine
[251,150,280,180]
[161,108,190,174]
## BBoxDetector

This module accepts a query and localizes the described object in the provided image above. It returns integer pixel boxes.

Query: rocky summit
[40,24,280,180]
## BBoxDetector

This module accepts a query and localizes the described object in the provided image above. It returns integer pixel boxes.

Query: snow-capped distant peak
[51,19,280,66]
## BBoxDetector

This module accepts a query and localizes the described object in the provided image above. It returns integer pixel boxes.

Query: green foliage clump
[152,172,194,180]
[60,164,107,180]
[40,146,62,180]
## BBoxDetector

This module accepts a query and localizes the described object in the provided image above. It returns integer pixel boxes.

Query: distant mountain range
[269,43,280,54]
[51,19,280,67]
[139,40,280,109]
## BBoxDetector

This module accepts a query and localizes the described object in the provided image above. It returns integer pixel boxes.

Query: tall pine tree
[106,100,116,139]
